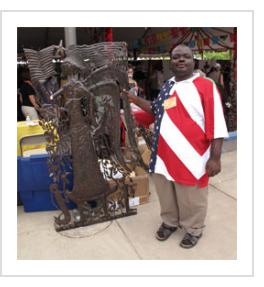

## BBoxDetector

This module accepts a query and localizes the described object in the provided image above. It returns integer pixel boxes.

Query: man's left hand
[205,158,221,177]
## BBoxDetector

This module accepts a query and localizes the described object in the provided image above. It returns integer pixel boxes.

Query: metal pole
[64,27,77,47]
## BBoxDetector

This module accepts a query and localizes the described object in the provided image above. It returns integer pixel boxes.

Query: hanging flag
[189,40,196,48]
[145,34,157,46]
[197,35,204,50]
[220,35,228,41]
[170,28,179,38]
[179,27,188,36]
[212,36,219,45]
[105,28,113,42]
[203,38,209,46]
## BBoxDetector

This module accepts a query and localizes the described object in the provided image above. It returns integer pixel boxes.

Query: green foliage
[194,50,232,60]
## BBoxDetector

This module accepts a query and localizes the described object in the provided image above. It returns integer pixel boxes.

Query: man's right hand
[121,89,137,104]
[121,89,153,115]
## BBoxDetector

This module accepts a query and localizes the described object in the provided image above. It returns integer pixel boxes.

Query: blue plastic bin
[17,154,75,212]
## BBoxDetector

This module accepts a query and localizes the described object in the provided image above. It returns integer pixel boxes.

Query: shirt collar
[169,72,200,84]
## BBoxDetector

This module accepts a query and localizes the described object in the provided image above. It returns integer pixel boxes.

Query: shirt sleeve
[20,83,36,97]
[203,80,229,140]
[212,82,229,139]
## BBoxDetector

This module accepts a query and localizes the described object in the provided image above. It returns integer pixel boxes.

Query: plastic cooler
[17,154,75,212]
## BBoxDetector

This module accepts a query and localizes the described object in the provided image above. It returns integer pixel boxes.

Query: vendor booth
[17,27,236,216]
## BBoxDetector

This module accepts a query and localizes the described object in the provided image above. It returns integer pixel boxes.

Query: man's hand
[205,158,221,177]
[121,89,137,103]
[121,89,153,114]
[206,138,224,177]
[121,89,141,105]
[34,104,40,111]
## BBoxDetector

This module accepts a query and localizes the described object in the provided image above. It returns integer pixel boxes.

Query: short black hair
[170,44,194,58]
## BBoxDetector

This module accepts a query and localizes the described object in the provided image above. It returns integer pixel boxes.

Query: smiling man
[125,44,228,248]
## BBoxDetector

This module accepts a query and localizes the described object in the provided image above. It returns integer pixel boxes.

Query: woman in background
[19,68,39,120]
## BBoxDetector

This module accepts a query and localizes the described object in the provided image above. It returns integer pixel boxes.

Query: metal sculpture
[24,42,148,231]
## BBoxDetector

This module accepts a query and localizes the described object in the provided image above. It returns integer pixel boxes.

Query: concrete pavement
[17,140,236,260]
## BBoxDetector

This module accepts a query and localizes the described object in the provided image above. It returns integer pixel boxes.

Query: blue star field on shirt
[149,79,175,173]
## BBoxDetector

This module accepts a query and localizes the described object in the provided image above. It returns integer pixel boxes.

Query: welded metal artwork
[24,42,147,231]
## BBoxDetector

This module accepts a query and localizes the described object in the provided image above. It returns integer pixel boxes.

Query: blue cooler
[17,154,75,212]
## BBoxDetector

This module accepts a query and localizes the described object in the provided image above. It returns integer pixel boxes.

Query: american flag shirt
[149,73,228,187]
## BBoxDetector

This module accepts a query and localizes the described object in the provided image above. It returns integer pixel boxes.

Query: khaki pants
[151,173,208,236]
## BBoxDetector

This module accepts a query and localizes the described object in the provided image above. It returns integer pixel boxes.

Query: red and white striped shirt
[154,74,228,187]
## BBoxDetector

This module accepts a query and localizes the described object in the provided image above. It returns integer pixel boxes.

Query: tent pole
[64,27,77,47]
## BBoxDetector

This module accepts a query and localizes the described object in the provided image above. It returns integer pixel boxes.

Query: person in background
[127,64,143,112]
[17,90,25,121]
[133,62,147,98]
[194,59,206,77]
[148,62,164,101]
[203,61,211,75]
[207,62,228,121]
[207,62,225,87]
[123,44,228,248]
[19,68,39,120]
[127,64,139,95]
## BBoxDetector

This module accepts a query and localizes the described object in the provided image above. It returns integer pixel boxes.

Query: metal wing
[24,45,59,104]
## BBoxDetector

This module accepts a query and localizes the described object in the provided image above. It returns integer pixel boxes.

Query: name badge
[163,97,177,110]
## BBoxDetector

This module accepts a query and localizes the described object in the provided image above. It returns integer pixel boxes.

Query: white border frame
[1,10,252,276]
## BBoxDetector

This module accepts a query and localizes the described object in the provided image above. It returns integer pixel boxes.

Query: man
[124,44,228,248]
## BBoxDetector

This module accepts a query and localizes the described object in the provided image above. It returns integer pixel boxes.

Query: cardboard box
[113,139,151,206]
[122,138,151,176]
[134,147,151,176]
[108,174,150,206]
[129,174,150,205]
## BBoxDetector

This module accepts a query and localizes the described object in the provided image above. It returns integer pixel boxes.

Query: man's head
[214,62,221,71]
[170,44,194,81]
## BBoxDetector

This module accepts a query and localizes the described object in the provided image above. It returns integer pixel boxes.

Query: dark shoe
[155,222,178,241]
[180,233,202,249]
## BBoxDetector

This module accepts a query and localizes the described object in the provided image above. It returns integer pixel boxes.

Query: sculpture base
[54,188,137,232]
[55,208,137,232]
